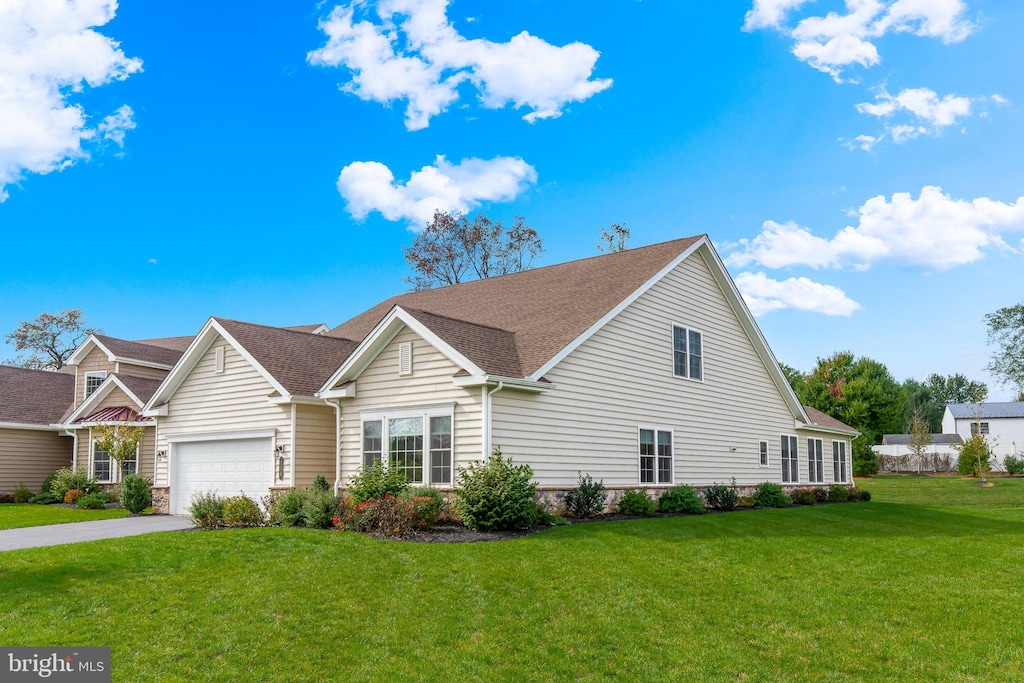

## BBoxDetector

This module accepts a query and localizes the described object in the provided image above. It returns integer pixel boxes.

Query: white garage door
[173,437,274,515]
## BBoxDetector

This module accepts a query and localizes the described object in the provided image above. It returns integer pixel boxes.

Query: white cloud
[308,0,612,131]
[847,87,983,149]
[337,154,537,227]
[734,272,862,316]
[0,0,142,201]
[747,0,973,81]
[728,186,1024,271]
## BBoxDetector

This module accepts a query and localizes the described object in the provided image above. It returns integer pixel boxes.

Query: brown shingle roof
[215,318,360,396]
[283,324,328,334]
[93,334,185,367]
[115,374,165,404]
[327,235,704,378]
[802,406,857,433]
[133,335,195,353]
[0,366,74,425]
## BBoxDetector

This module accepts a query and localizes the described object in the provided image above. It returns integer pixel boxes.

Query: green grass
[0,504,129,529]
[858,473,1024,508]
[3,480,1024,681]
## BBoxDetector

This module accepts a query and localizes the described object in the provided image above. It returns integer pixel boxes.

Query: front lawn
[0,504,129,530]
[857,473,1024,508]
[2,482,1024,681]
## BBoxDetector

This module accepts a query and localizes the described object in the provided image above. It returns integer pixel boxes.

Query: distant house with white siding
[942,402,1024,469]
[143,235,859,513]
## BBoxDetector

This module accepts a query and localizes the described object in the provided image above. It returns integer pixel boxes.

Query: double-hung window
[672,325,703,381]
[832,441,848,483]
[970,422,990,435]
[92,443,111,482]
[807,438,823,484]
[361,408,453,486]
[121,446,138,478]
[85,372,106,399]
[759,440,769,467]
[781,435,798,484]
[639,428,673,485]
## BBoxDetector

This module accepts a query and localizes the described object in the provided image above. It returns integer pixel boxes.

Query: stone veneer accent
[151,486,169,515]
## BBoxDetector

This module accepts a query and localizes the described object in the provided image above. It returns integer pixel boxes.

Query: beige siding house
[0,365,75,493]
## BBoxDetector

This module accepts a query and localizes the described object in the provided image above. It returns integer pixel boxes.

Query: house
[942,402,1024,469]
[873,434,963,472]
[144,235,859,514]
[0,366,75,494]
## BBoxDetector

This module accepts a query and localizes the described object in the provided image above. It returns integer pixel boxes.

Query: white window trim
[670,323,705,382]
[360,404,454,487]
[84,371,107,399]
[637,426,675,486]
[90,438,140,484]
[807,437,824,484]
[781,433,799,484]
[759,440,770,467]
[832,440,848,484]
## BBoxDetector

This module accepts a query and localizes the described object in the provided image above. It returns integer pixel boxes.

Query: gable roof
[947,402,1024,419]
[59,373,160,427]
[0,366,74,426]
[68,334,189,369]
[801,406,858,435]
[132,336,195,352]
[327,236,704,379]
[882,433,963,446]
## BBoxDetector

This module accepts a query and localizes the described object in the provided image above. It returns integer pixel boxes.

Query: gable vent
[215,346,225,374]
[398,342,413,376]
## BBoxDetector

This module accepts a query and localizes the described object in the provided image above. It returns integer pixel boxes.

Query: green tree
[779,362,806,396]
[926,373,988,406]
[984,303,1024,394]
[902,378,942,433]
[597,223,630,253]
[4,309,101,369]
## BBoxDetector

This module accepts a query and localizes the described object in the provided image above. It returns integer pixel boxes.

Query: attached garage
[169,431,275,515]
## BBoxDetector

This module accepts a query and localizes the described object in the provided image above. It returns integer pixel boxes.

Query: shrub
[268,487,309,527]
[736,496,755,508]
[348,461,409,504]
[563,472,606,518]
[302,488,338,529]
[956,433,992,477]
[402,488,445,530]
[64,489,85,505]
[453,448,537,532]
[752,482,790,508]
[189,492,224,529]
[846,488,870,502]
[703,480,739,510]
[312,474,332,493]
[51,468,100,500]
[356,494,416,537]
[853,437,879,477]
[813,487,828,503]
[12,483,32,504]
[857,489,871,502]
[617,489,657,516]
[120,474,152,514]
[790,488,817,505]
[221,494,264,528]
[77,492,108,510]
[1005,455,1024,476]
[827,484,850,503]
[331,496,361,531]
[0,493,13,504]
[658,486,705,514]
[40,472,57,495]
[28,492,60,505]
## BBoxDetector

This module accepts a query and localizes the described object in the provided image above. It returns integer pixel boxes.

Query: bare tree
[403,211,543,291]
[597,223,630,253]
[4,309,101,370]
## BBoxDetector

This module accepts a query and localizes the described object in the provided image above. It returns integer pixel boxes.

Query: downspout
[483,381,504,460]
[70,429,79,470]
[330,399,342,496]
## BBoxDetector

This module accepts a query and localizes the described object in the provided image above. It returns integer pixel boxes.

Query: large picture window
[807,438,823,484]
[672,325,703,381]
[360,408,453,486]
[639,428,673,485]
[781,435,798,484]
[832,441,848,483]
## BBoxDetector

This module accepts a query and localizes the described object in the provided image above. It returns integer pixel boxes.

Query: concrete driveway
[0,515,193,552]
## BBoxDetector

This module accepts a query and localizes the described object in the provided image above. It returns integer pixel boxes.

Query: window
[429,416,452,485]
[121,447,138,478]
[92,443,111,482]
[398,342,413,376]
[672,325,703,381]
[759,440,769,467]
[215,346,225,374]
[639,428,673,485]
[781,435,798,484]
[807,438,823,484]
[85,372,106,398]
[362,420,382,468]
[970,422,989,435]
[389,417,424,484]
[833,441,847,483]
[360,409,453,486]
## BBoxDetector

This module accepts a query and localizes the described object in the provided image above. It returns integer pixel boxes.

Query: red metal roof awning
[74,406,150,424]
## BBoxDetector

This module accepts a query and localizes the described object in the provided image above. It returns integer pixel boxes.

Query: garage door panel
[173,437,274,515]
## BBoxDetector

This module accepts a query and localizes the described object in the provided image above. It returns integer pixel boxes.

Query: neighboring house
[942,402,1024,469]
[0,366,75,493]
[873,434,963,472]
[145,235,859,514]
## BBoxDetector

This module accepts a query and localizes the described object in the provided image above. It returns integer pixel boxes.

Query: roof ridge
[0,364,76,378]
[214,317,359,344]
[401,306,514,334]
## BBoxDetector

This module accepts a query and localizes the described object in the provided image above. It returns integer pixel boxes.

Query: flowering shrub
[64,489,85,505]
[51,468,101,500]
[407,495,443,530]
[356,495,416,537]
[789,488,817,505]
[827,484,850,503]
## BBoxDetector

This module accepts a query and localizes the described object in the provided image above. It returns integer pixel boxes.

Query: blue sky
[1,0,1022,397]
